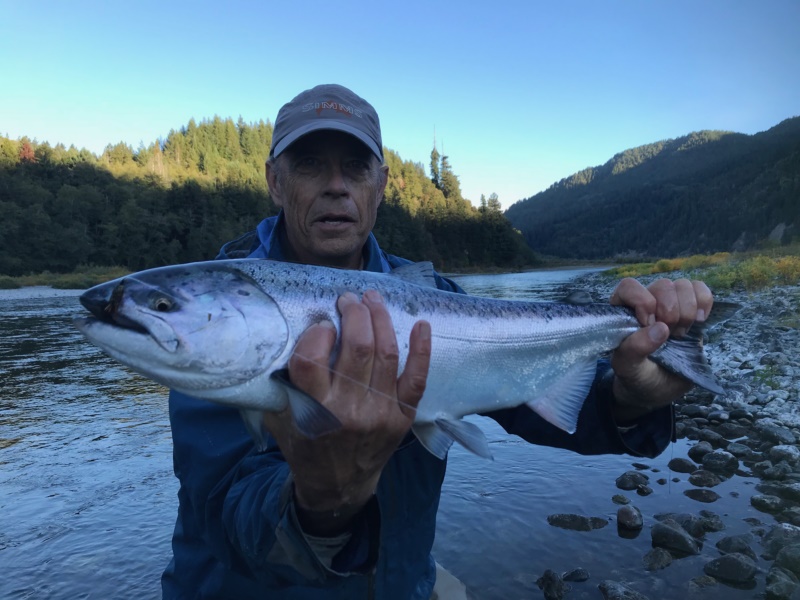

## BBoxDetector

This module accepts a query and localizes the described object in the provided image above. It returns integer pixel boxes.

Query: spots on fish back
[404,298,419,316]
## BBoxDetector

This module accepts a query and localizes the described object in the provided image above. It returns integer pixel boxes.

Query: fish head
[74,263,290,397]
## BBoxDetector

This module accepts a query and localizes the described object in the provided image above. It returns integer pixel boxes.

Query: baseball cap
[269,84,383,161]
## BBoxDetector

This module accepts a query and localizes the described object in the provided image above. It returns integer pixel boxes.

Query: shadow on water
[0,276,771,599]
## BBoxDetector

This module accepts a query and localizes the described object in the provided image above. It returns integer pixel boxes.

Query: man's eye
[296,157,319,168]
[347,160,369,171]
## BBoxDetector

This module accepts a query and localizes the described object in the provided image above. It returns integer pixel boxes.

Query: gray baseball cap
[269,84,383,161]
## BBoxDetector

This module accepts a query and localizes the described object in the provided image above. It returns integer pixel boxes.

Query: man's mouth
[316,215,355,224]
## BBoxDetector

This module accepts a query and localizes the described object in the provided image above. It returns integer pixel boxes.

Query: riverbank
[542,272,800,599]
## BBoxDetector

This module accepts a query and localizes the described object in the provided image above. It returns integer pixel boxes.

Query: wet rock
[725,442,754,457]
[772,445,800,466]
[772,483,800,503]
[687,575,718,593]
[681,404,711,419]
[757,422,797,445]
[766,565,798,600]
[702,449,739,473]
[651,519,702,555]
[776,544,800,579]
[755,460,777,477]
[612,494,630,505]
[536,569,570,600]
[562,568,589,582]
[730,408,754,421]
[762,523,800,560]
[689,470,722,488]
[615,471,649,491]
[636,485,653,496]
[617,505,643,530]
[668,458,697,473]
[598,580,649,600]
[699,510,726,533]
[546,514,608,531]
[654,513,706,538]
[754,493,786,514]
[780,507,800,528]
[703,552,757,584]
[684,488,721,503]
[707,410,730,423]
[688,441,714,463]
[716,534,757,560]
[764,461,794,481]
[656,478,667,485]
[714,422,750,439]
[698,429,728,448]
[643,547,672,571]
[631,462,650,470]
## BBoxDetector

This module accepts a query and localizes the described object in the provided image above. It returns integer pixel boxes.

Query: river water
[0,271,766,599]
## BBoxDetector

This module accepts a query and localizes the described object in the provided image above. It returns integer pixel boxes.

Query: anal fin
[525,357,597,433]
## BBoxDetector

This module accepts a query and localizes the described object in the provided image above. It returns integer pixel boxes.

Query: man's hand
[263,290,431,535]
[609,277,714,422]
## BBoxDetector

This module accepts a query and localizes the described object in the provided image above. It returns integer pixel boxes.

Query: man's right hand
[262,290,432,535]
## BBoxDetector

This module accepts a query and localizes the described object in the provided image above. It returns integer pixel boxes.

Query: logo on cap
[301,101,364,119]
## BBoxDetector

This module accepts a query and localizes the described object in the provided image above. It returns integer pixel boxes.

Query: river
[0,270,764,599]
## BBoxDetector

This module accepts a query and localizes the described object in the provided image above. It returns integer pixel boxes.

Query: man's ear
[377,164,389,206]
[266,160,284,208]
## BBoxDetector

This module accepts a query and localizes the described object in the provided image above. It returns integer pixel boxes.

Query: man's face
[267,130,388,270]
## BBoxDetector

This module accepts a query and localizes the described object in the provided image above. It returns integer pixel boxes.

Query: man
[162,84,714,599]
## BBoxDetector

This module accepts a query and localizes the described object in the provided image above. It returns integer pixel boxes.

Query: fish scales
[74,259,734,460]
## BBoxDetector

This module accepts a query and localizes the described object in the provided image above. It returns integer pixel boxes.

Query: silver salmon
[73,259,735,459]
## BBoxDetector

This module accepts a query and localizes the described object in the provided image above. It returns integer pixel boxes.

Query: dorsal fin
[389,261,438,289]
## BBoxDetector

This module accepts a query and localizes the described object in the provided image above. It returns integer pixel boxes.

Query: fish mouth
[79,280,149,335]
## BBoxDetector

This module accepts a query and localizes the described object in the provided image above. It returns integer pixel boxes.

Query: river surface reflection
[0,274,763,599]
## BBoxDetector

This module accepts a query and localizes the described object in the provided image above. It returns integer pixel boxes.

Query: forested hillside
[505,117,800,259]
[0,118,536,276]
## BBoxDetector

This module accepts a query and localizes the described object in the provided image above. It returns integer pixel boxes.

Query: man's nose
[323,163,348,196]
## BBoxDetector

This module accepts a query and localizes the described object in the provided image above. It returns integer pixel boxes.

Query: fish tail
[650,338,723,394]
[649,301,739,395]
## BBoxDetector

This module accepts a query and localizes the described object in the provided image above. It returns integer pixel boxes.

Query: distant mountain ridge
[505,116,800,259]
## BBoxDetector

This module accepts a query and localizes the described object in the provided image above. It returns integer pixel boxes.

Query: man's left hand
[609,277,714,422]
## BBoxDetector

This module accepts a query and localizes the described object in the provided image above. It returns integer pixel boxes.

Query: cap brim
[271,120,383,161]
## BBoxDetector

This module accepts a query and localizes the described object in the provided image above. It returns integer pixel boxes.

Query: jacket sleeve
[169,390,378,585]
[487,360,675,459]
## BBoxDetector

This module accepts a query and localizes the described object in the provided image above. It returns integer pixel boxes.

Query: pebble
[683,488,721,503]
[667,458,697,473]
[598,580,650,600]
[536,569,570,600]
[615,471,649,491]
[642,548,672,571]
[703,552,758,583]
[546,514,607,531]
[617,505,643,530]
[688,470,722,488]
[650,519,702,555]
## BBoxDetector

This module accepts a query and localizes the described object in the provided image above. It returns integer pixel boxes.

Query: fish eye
[152,296,175,312]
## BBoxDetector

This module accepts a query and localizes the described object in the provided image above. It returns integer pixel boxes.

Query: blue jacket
[162,213,674,599]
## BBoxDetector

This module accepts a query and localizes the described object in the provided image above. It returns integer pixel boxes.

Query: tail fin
[650,301,740,395]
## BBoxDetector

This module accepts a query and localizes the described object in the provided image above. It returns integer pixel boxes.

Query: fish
[73,259,737,460]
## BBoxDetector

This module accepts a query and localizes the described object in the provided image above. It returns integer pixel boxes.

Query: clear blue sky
[2,0,798,208]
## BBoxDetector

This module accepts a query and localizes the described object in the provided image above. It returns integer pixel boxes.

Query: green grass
[1,265,130,290]
[603,247,800,291]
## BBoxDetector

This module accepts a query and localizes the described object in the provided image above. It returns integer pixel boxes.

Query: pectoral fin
[270,368,342,438]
